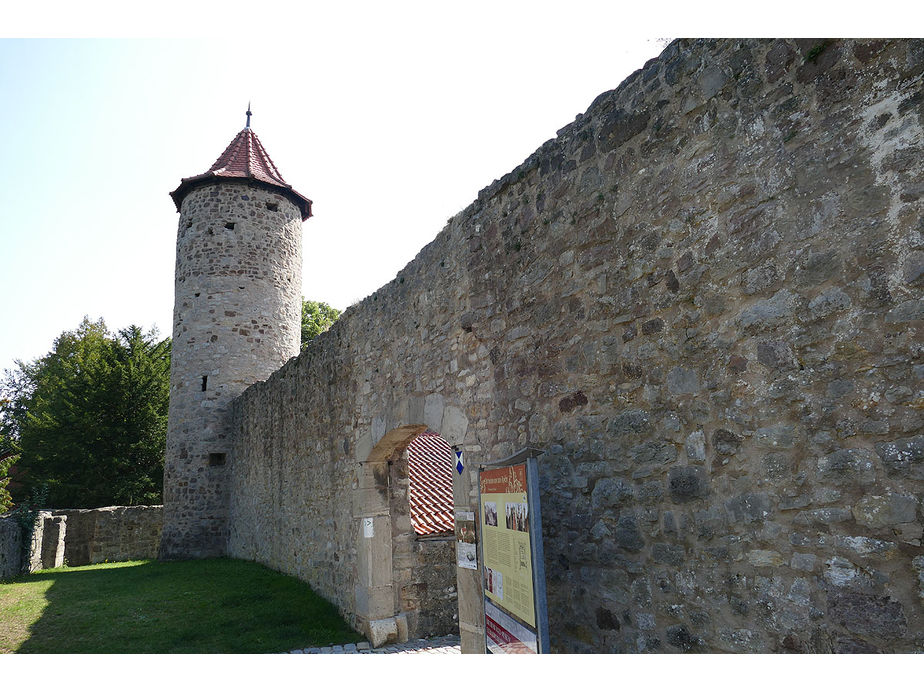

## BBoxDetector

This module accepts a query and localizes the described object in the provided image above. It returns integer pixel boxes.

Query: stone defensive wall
[0,505,163,577]
[227,39,923,652]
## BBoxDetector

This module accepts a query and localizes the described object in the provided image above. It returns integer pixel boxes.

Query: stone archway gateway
[354,426,459,645]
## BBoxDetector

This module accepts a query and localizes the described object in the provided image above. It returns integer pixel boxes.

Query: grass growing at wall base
[0,558,364,653]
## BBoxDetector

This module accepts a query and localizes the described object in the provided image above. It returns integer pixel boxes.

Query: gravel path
[288,634,461,654]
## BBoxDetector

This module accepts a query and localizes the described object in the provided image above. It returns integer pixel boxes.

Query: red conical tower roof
[170,111,312,220]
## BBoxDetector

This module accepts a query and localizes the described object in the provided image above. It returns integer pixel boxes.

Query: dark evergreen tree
[0,441,14,513]
[1,318,170,508]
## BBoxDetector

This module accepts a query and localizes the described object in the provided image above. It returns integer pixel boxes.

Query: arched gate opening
[354,424,459,645]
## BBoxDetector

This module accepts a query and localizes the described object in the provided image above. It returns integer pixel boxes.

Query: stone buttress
[159,112,311,558]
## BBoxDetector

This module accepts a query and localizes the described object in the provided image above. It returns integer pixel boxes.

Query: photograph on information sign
[505,501,528,532]
[484,501,498,527]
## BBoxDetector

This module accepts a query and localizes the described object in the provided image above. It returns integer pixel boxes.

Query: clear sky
[0,8,669,375]
[0,2,910,376]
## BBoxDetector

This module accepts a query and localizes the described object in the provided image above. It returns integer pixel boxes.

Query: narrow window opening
[225,222,235,230]
[266,202,279,212]
[208,452,227,466]
[201,375,208,391]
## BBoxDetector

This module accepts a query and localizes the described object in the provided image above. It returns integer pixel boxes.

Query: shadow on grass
[10,558,363,653]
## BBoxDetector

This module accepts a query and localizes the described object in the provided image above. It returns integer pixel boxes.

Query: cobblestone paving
[288,634,461,654]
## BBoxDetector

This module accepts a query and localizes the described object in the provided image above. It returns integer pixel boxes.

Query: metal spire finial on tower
[245,102,252,129]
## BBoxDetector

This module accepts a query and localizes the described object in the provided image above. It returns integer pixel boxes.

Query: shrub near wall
[228,39,923,652]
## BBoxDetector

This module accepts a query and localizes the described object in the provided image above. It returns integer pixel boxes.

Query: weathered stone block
[591,478,634,513]
[791,552,816,572]
[651,543,685,566]
[423,393,445,433]
[665,623,700,651]
[719,628,762,653]
[440,405,468,446]
[711,428,742,456]
[368,617,399,647]
[807,287,851,318]
[737,289,797,330]
[827,589,907,639]
[884,299,923,323]
[629,441,677,466]
[852,493,918,529]
[764,453,793,481]
[755,424,795,449]
[693,507,725,539]
[668,466,710,503]
[608,410,650,437]
[725,492,771,523]
[666,366,700,395]
[747,549,784,567]
[874,435,924,479]
[824,557,871,590]
[835,535,898,558]
[40,516,66,569]
[912,556,924,602]
[636,480,664,505]
[817,449,877,484]
[685,430,706,461]
[903,250,924,285]
[794,507,852,526]
[756,341,797,370]
[614,515,645,552]
[597,108,650,149]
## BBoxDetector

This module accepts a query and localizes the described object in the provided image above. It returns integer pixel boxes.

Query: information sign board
[478,449,549,654]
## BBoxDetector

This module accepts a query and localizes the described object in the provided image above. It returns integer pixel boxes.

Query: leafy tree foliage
[0,318,170,509]
[1,380,23,513]
[0,439,14,513]
[301,299,341,349]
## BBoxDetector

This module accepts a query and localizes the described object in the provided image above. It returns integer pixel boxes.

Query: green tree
[1,377,24,513]
[0,437,15,513]
[1,318,170,509]
[301,299,341,349]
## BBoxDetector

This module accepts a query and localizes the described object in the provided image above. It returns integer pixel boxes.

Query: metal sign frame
[476,447,549,654]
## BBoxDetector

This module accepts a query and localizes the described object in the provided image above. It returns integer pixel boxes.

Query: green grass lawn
[0,558,364,653]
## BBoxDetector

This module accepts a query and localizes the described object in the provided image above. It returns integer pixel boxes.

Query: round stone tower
[159,109,311,559]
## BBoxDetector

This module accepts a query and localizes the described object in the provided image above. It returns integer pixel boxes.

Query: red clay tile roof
[170,127,312,220]
[407,431,455,536]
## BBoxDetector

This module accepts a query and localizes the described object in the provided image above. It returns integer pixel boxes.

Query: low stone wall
[51,506,163,566]
[0,505,163,576]
[0,515,23,580]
